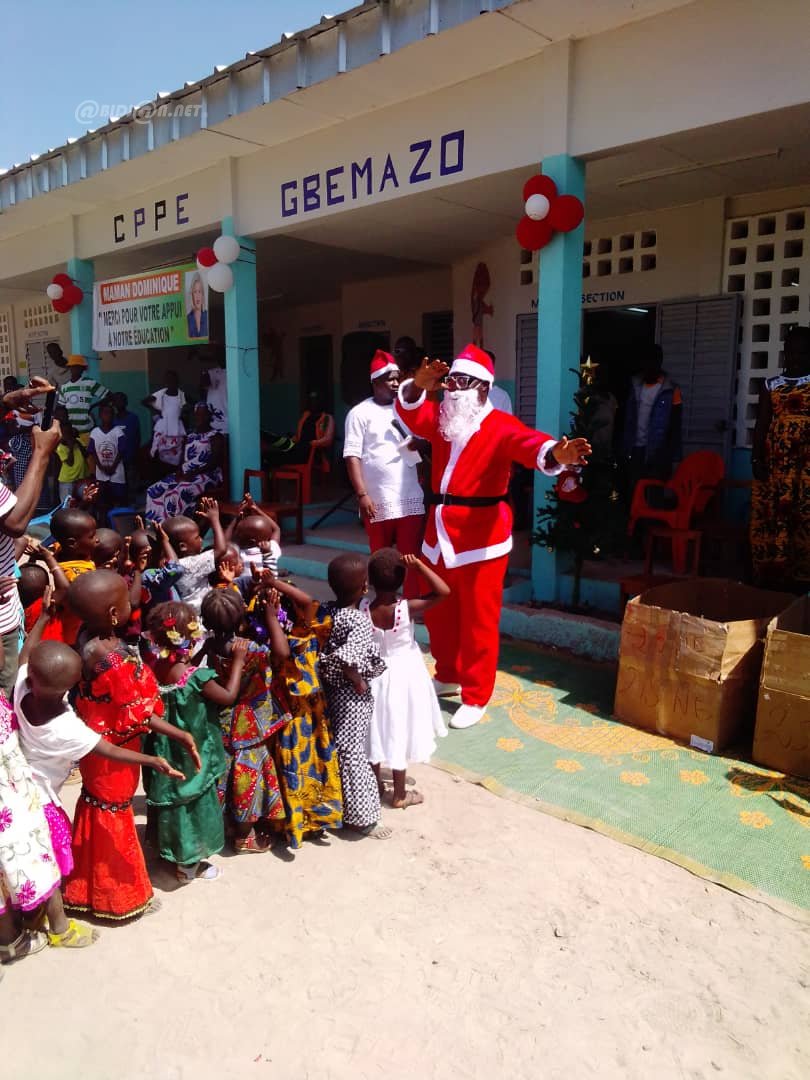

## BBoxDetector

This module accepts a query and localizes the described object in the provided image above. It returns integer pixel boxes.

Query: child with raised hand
[19,538,69,640]
[201,588,290,852]
[264,574,344,847]
[320,553,388,839]
[48,506,99,645]
[162,496,227,612]
[62,570,200,920]
[132,518,186,616]
[14,597,184,947]
[92,527,123,570]
[363,550,449,809]
[229,493,282,575]
[143,601,249,883]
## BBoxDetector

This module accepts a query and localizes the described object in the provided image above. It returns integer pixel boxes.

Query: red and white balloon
[45,272,83,314]
[196,234,240,291]
[516,175,585,252]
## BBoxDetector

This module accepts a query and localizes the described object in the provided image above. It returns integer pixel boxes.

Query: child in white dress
[362,550,449,809]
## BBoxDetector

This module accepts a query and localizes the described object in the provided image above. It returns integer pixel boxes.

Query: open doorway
[583,305,657,402]
[341,330,391,408]
[300,334,334,413]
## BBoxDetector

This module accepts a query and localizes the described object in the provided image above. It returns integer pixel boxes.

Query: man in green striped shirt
[57,355,110,444]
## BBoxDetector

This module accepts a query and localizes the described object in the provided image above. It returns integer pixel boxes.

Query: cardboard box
[614,579,793,753]
[752,596,810,778]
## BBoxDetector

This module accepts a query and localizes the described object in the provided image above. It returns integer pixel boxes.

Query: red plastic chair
[283,412,335,505]
[627,451,725,536]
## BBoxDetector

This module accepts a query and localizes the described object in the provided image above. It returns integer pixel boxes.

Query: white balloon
[207,262,234,293]
[525,193,550,221]
[46,283,64,300]
[213,235,240,264]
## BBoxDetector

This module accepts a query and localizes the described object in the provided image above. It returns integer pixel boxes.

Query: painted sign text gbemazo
[280,130,465,218]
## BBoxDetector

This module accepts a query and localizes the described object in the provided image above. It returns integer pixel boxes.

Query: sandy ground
[4,764,810,1080]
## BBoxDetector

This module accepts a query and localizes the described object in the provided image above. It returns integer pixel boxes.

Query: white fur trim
[450,357,494,384]
[370,361,399,381]
[435,506,513,567]
[397,379,425,410]
[537,438,564,476]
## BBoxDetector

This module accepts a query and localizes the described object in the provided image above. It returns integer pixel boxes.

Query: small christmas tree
[532,357,626,609]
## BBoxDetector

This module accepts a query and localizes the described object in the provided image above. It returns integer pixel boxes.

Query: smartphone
[40,389,57,431]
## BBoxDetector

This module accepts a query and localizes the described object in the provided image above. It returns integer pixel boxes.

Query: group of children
[0,492,449,966]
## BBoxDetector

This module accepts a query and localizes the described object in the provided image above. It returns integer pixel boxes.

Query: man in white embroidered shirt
[344,351,425,598]
[395,345,591,729]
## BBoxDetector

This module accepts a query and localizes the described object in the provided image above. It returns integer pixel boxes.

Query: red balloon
[52,297,72,314]
[522,174,558,202]
[516,216,554,251]
[52,272,72,288]
[65,284,83,307]
[197,247,217,268]
[548,194,584,233]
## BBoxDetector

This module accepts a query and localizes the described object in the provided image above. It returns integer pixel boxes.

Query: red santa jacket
[395,389,560,567]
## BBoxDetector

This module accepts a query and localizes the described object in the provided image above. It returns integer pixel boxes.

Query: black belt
[426,493,508,507]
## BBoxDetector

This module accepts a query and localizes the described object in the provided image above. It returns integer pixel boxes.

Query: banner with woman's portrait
[92,261,209,351]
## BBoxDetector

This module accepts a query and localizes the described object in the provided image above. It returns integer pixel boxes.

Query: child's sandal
[47,919,99,949]
[0,929,48,964]
[234,830,269,854]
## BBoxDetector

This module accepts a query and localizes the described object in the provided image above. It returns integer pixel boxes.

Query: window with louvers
[515,313,538,427]
[422,310,454,363]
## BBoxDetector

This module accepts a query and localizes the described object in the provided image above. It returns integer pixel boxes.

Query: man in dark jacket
[622,344,683,502]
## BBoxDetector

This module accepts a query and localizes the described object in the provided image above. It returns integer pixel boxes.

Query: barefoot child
[14,603,185,946]
[320,553,388,839]
[363,550,448,809]
[201,588,289,852]
[143,601,249,882]
[62,570,200,920]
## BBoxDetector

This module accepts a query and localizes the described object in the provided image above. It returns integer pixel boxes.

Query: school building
[0,0,808,602]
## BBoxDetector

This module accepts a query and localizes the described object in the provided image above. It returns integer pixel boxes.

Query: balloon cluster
[195,234,241,293]
[516,175,585,252]
[45,273,83,314]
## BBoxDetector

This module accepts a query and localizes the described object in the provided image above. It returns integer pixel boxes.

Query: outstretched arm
[19,588,52,665]
[147,714,202,772]
[197,497,227,559]
[265,589,291,663]
[403,555,450,617]
[91,739,186,780]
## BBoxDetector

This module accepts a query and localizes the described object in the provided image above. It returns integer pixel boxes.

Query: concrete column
[220,216,261,498]
[67,256,100,381]
[531,154,585,602]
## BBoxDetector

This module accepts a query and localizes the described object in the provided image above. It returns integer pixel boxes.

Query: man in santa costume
[395,344,591,728]
[344,350,425,596]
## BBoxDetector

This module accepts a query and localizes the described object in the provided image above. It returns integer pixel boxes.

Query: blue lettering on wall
[326,166,345,206]
[351,158,373,200]
[379,154,400,193]
[409,140,431,184]
[280,129,466,219]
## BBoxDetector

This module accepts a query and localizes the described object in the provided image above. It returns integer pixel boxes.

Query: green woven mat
[430,642,810,918]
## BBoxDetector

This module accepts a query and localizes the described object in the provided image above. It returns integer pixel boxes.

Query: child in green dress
[143,601,249,884]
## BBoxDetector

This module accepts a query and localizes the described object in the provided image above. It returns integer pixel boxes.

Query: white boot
[449,703,487,729]
[433,679,460,696]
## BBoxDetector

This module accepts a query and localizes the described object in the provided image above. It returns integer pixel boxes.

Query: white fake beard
[438,389,486,443]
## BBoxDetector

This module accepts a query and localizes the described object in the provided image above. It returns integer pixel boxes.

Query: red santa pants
[364,514,425,599]
[424,553,509,707]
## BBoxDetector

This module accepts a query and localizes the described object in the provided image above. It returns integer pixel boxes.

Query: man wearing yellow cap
[56,355,110,446]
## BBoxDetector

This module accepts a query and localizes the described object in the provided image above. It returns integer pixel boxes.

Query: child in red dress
[62,570,200,920]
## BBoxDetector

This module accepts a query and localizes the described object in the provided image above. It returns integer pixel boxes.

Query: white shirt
[176,550,215,612]
[489,385,513,414]
[0,482,21,635]
[151,387,186,436]
[343,397,425,523]
[14,664,100,806]
[89,425,126,484]
[240,543,281,577]
[635,381,663,447]
[205,367,228,433]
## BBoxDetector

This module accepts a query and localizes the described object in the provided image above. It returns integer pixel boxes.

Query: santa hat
[449,344,494,385]
[369,350,399,381]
